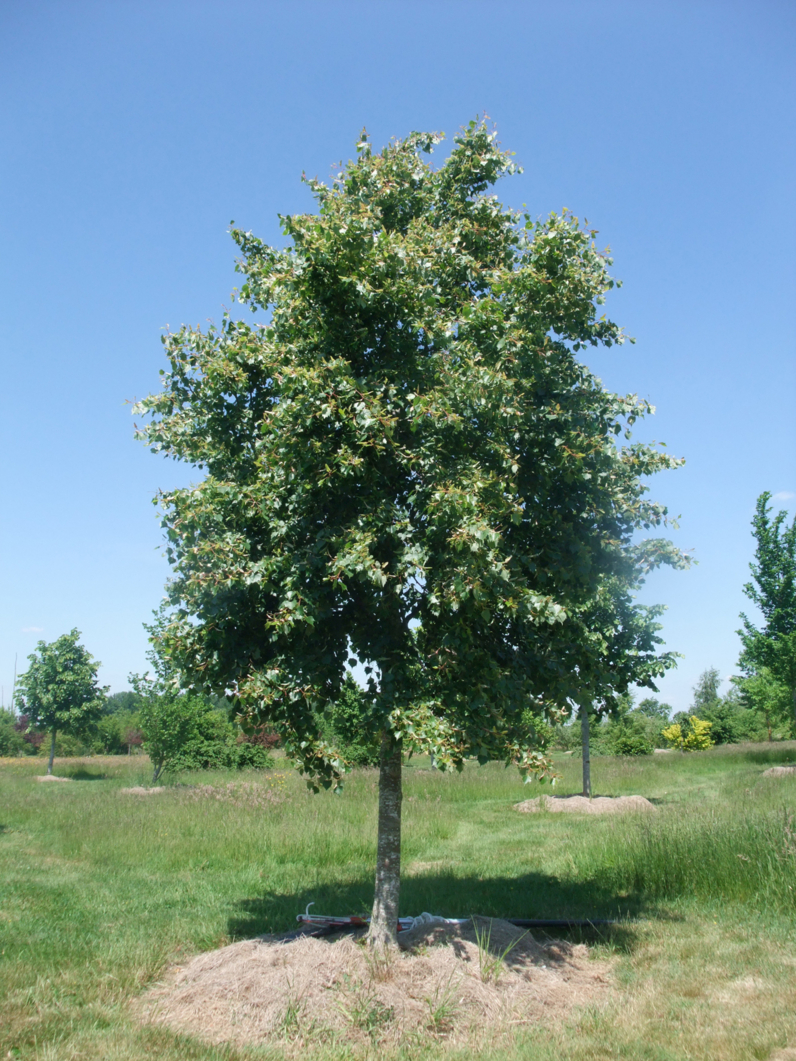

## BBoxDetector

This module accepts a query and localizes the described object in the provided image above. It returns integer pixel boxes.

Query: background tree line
[0,630,276,779]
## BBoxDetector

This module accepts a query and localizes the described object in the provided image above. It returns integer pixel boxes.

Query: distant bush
[317,676,380,767]
[735,669,792,742]
[611,728,653,756]
[12,714,45,755]
[103,691,143,715]
[231,741,274,769]
[123,727,143,751]
[553,700,660,756]
[0,708,27,756]
[663,716,714,751]
[53,733,91,757]
[135,680,273,782]
[550,720,582,752]
[88,710,144,755]
[239,724,281,751]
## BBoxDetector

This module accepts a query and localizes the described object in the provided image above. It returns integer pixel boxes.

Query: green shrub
[137,685,273,782]
[231,741,274,769]
[608,711,654,755]
[53,733,91,757]
[611,729,653,756]
[0,709,27,756]
[663,716,714,751]
[318,676,380,767]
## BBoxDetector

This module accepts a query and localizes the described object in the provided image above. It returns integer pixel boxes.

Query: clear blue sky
[1,0,794,713]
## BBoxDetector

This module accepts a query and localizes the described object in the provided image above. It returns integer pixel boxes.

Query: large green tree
[137,121,686,945]
[739,493,796,734]
[14,630,107,774]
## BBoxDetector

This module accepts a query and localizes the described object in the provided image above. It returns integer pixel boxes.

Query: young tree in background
[137,121,687,946]
[739,493,796,734]
[14,630,107,775]
[736,667,790,742]
[565,572,684,795]
[691,667,721,710]
[135,677,211,784]
[637,697,672,721]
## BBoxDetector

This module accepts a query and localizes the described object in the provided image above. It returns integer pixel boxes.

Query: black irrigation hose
[507,919,625,929]
[272,917,630,943]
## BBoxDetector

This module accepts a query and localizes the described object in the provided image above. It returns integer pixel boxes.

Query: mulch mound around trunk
[119,786,166,795]
[763,766,796,777]
[515,794,656,814]
[136,917,612,1050]
[35,774,71,782]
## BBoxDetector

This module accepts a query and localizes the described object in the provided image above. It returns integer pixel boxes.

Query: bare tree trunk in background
[47,729,56,775]
[368,731,402,949]
[581,706,591,798]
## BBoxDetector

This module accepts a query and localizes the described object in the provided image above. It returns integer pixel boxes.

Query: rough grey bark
[581,706,591,798]
[368,731,402,948]
[47,728,56,775]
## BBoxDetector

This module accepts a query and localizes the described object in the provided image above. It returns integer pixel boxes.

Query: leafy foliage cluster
[552,695,671,756]
[316,675,380,766]
[132,674,273,783]
[662,716,714,752]
[136,120,688,790]
[13,630,108,771]
[681,666,778,745]
[737,493,796,737]
[0,708,31,757]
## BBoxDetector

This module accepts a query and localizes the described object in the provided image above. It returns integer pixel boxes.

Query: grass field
[2,745,796,1059]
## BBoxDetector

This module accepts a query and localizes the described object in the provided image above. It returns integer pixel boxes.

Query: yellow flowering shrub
[662,716,714,751]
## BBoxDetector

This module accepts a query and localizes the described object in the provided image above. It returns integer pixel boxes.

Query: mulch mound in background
[515,794,656,814]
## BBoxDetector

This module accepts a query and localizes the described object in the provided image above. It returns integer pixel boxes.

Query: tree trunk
[48,729,56,775]
[581,706,591,798]
[368,731,402,949]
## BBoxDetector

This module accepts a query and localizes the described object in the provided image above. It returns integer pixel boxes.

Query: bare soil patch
[137,917,612,1050]
[763,766,796,777]
[35,774,71,782]
[515,794,656,814]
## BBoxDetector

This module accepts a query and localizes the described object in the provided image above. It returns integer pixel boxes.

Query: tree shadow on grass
[64,768,107,780]
[228,869,678,955]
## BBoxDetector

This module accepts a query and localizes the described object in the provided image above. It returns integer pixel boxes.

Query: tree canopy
[137,120,687,943]
[14,629,107,774]
[739,492,796,734]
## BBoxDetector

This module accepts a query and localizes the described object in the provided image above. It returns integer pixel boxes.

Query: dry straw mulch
[137,917,612,1050]
[763,766,796,777]
[35,774,71,782]
[515,794,656,814]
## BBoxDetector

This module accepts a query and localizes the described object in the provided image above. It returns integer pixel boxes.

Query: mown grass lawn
[2,744,796,1059]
